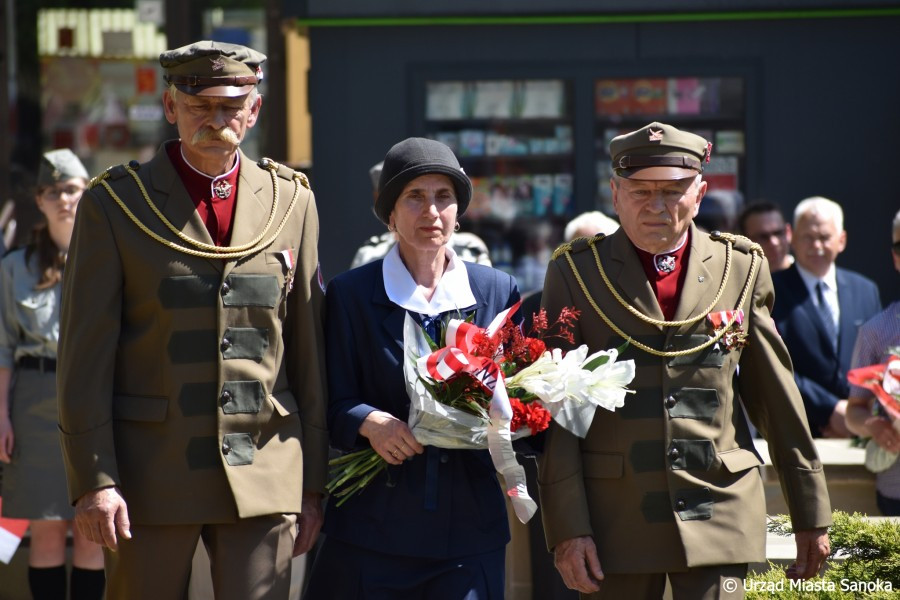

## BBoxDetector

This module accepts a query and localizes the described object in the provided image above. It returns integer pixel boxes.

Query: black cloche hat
[374,137,472,224]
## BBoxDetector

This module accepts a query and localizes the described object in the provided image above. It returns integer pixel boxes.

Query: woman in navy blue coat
[304,138,520,599]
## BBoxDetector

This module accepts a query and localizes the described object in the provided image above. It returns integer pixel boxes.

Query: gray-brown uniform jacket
[57,144,328,524]
[538,224,831,573]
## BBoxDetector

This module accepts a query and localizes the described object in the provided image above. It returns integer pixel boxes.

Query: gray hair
[564,211,620,241]
[893,208,900,240]
[793,196,844,232]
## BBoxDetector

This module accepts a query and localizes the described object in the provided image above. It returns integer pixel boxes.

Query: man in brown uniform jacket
[57,41,328,599]
[538,122,832,599]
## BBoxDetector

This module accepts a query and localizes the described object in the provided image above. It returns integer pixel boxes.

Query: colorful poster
[668,77,702,115]
[595,79,630,116]
[630,79,667,115]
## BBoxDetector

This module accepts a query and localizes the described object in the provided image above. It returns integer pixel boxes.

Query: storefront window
[594,76,746,215]
[424,78,574,292]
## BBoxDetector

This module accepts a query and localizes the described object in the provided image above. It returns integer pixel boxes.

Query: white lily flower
[506,345,635,438]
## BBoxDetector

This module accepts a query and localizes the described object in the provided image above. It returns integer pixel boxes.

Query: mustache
[192,127,241,145]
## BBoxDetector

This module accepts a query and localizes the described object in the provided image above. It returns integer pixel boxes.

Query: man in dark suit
[772,196,882,438]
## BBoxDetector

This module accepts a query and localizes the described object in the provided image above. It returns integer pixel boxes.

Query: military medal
[280,249,295,293]
[707,309,748,351]
[655,254,676,274]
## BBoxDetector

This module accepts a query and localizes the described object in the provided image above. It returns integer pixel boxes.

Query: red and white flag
[0,496,29,564]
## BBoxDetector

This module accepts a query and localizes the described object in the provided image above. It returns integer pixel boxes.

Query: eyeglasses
[41,185,85,200]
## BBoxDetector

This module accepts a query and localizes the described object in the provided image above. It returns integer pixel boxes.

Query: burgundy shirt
[166,141,239,246]
[633,231,691,321]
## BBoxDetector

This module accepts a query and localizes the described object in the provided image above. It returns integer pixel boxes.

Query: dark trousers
[877,491,900,516]
[304,536,504,599]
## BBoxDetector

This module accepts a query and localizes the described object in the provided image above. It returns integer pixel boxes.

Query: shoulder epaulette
[88,165,118,189]
[709,230,763,256]
[258,157,310,190]
[551,234,606,261]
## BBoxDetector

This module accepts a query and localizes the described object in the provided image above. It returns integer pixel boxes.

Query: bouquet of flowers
[847,351,900,473]
[327,301,635,521]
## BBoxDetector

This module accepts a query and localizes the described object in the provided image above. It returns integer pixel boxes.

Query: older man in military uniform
[538,122,832,598]
[57,41,328,599]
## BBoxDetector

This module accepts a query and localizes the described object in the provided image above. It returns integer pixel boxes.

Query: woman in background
[0,149,105,600]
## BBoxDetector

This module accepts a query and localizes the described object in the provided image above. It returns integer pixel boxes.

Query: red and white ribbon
[707,308,744,329]
[413,301,537,522]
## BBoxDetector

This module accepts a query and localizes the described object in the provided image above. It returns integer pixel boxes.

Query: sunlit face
[743,210,792,271]
[611,175,706,254]
[36,177,85,227]
[163,88,260,166]
[791,211,846,278]
[390,174,458,257]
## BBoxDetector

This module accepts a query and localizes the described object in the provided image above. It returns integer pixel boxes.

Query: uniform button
[221,282,230,296]
[440,453,449,464]
[668,447,680,461]
[675,499,686,511]
[222,441,231,455]
[221,338,232,352]
[128,159,140,169]
[665,396,677,409]
[221,390,232,405]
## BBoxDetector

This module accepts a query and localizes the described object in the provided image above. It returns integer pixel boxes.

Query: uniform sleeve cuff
[58,422,119,505]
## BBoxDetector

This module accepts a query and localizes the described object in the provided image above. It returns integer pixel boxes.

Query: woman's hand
[866,415,900,453]
[358,410,424,465]
[0,414,13,463]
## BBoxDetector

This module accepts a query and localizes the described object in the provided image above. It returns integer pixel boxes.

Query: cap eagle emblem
[648,128,664,142]
[210,57,225,71]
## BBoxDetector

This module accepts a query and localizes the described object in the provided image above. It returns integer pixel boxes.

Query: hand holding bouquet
[847,352,900,472]
[327,302,635,521]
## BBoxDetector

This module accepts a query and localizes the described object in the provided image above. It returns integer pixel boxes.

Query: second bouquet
[327,301,636,522]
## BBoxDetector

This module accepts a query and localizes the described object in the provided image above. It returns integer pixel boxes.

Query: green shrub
[745,511,900,599]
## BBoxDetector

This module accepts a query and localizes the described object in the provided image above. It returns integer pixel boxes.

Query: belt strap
[17,356,57,372]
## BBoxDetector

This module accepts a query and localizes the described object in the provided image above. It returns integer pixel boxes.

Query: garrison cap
[610,122,711,180]
[160,40,266,97]
[37,149,89,187]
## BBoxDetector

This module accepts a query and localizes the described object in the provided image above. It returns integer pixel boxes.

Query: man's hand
[293,492,324,557]
[787,527,829,580]
[74,487,131,550]
[553,535,604,594]
[822,400,852,438]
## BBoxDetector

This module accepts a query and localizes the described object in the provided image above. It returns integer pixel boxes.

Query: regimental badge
[648,127,664,142]
[655,254,676,274]
[210,57,225,71]
[213,180,232,199]
[707,309,748,351]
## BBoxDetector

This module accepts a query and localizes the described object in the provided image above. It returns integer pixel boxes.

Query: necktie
[815,281,837,350]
